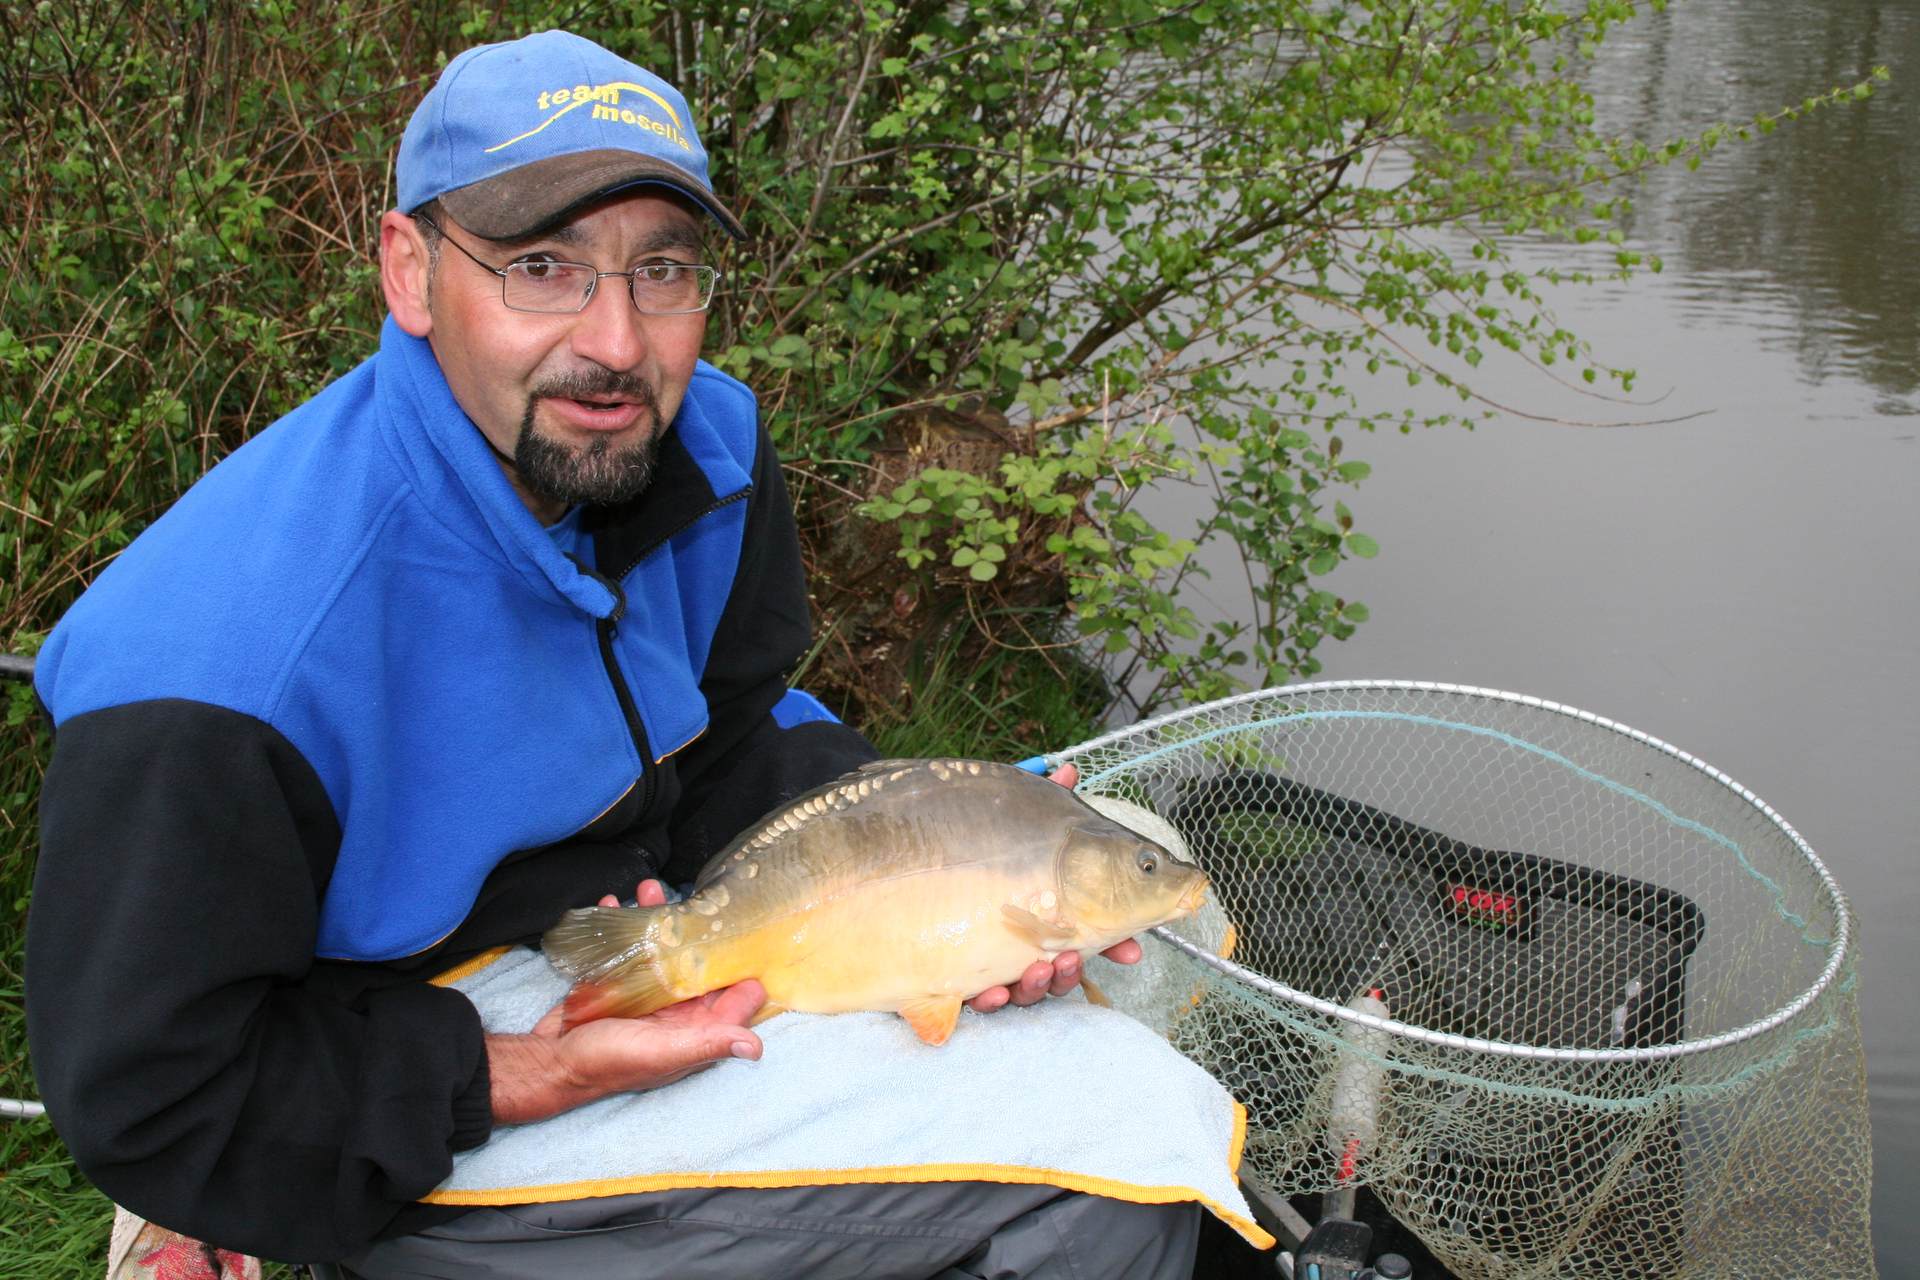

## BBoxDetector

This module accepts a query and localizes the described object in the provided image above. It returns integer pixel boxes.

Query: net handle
[1048,679,1853,1065]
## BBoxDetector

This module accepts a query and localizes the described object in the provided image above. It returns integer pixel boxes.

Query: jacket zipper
[602,488,752,584]
[596,603,656,816]
[590,487,752,820]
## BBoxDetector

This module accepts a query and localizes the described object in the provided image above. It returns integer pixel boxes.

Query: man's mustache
[532,369,660,410]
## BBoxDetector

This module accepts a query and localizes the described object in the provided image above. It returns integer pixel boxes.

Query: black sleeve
[663,427,877,884]
[25,700,491,1263]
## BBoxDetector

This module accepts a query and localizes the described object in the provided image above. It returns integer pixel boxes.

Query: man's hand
[488,877,764,1126]
[965,762,1144,1014]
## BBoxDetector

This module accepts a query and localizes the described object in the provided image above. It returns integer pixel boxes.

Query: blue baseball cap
[396,30,744,241]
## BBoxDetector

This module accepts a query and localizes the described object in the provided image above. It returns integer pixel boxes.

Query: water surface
[1146,3,1916,1267]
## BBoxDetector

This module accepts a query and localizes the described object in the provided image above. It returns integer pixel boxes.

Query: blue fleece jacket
[38,318,762,960]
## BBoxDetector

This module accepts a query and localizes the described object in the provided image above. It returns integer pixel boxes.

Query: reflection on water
[1586,0,1920,400]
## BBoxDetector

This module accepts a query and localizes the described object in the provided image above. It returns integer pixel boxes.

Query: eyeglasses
[413,215,719,316]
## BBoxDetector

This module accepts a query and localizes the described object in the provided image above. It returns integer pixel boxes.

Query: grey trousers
[341,1181,1200,1280]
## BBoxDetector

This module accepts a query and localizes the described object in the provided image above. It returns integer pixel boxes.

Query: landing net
[1067,681,1875,1280]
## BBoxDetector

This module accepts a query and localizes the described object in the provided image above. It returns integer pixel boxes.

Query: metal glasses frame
[412,214,719,316]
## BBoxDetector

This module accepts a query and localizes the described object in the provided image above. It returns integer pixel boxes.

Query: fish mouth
[1172,878,1209,918]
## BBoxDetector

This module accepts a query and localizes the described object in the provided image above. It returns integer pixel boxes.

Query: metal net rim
[1056,678,1853,1065]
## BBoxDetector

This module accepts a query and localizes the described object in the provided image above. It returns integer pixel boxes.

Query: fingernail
[731,1041,759,1060]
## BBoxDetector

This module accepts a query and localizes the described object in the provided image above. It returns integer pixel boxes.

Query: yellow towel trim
[1225,1093,1248,1175]
[429,947,511,988]
[422,1101,1273,1249]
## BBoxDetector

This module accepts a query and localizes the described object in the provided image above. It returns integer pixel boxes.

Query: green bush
[1,1,1880,717]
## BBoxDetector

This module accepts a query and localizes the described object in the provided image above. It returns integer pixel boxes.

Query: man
[26,29,1196,1279]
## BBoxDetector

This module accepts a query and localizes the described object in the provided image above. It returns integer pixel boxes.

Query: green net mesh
[1072,682,1875,1280]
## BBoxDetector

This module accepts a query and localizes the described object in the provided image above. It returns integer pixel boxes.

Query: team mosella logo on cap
[394,31,744,240]
[487,81,693,156]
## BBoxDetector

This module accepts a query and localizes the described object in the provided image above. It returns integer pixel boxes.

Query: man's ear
[379,210,434,337]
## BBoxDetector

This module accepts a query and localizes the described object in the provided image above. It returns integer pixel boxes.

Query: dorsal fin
[696,760,926,888]
[853,757,924,776]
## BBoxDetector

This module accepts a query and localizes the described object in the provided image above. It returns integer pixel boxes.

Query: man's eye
[516,258,559,280]
[637,263,683,283]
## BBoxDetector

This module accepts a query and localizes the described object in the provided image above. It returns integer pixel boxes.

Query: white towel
[424,945,1272,1248]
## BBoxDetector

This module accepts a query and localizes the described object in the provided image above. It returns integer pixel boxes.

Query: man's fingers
[1046,763,1079,789]
[1008,959,1053,1007]
[1099,937,1143,965]
[1048,951,1081,997]
[706,978,767,1027]
[967,987,1011,1014]
[662,1026,759,1069]
[597,880,666,910]
[642,1035,751,1092]
[678,1007,762,1065]
[530,1000,567,1038]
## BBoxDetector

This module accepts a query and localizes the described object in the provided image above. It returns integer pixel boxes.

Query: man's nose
[568,275,649,371]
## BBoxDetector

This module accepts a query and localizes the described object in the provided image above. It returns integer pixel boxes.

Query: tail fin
[541,906,674,1028]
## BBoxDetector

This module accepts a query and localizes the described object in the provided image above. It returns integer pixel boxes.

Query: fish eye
[1138,852,1158,875]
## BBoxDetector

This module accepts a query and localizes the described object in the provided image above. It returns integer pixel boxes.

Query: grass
[0,637,1102,1276]
[857,622,1106,763]
[0,1112,106,1280]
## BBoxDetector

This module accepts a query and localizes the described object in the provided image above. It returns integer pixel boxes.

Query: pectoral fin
[748,1002,789,1027]
[1001,904,1077,951]
[1080,974,1112,1008]
[899,996,964,1046]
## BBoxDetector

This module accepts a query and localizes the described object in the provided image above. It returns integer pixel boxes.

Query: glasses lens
[631,265,714,315]
[502,262,596,313]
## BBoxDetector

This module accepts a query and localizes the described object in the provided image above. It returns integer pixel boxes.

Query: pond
[1144,2,1916,1269]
